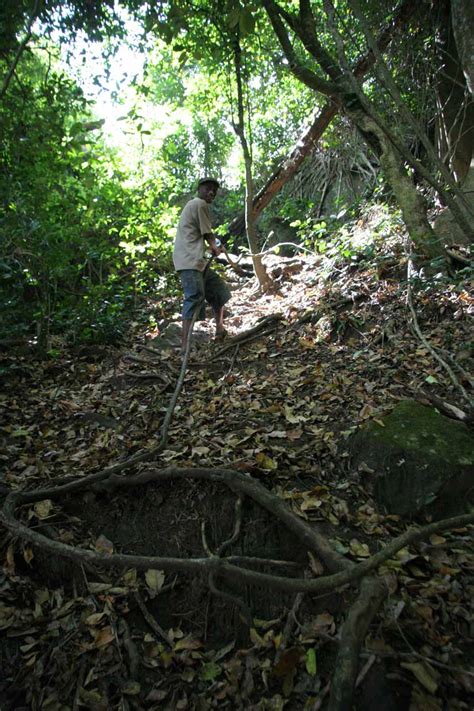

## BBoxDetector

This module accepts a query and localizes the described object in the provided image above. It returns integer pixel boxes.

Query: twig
[201,521,214,557]
[223,314,282,344]
[73,658,86,711]
[416,389,470,423]
[217,495,243,556]
[119,618,140,679]
[245,242,319,258]
[311,682,331,710]
[0,0,40,100]
[204,496,249,621]
[123,353,168,368]
[274,592,304,663]
[362,649,474,678]
[225,556,301,569]
[355,654,376,688]
[437,347,474,386]
[141,345,164,358]
[127,372,171,383]
[133,591,172,647]
[446,248,472,267]
[211,315,283,360]
[211,327,277,359]
[226,344,241,375]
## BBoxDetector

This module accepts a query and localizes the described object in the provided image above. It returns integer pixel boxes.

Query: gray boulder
[350,400,474,517]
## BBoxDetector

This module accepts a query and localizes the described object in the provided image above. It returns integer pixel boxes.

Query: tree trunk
[353,110,441,258]
[451,0,474,97]
[229,0,417,237]
[434,0,474,182]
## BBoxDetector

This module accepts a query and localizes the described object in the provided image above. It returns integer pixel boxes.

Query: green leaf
[200,662,222,681]
[227,8,241,28]
[145,569,165,593]
[239,9,255,35]
[305,648,317,676]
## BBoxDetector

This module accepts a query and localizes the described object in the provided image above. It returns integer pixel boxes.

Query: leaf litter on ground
[0,232,473,709]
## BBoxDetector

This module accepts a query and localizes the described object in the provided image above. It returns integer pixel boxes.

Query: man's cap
[197,177,220,189]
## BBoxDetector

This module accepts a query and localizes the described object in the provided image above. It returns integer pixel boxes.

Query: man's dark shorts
[179,268,231,320]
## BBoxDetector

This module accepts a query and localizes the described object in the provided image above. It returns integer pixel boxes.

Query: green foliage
[289,200,405,262]
[0,46,174,348]
[1,0,454,350]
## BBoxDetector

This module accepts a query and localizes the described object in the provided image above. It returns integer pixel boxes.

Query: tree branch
[262,0,339,97]
[0,0,40,101]
[228,0,417,236]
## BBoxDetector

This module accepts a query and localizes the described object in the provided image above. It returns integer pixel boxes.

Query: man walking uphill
[173,178,231,354]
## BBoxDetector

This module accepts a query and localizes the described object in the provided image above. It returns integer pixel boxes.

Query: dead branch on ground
[211,314,283,360]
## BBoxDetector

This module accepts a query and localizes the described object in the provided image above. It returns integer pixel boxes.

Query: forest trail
[1,230,473,709]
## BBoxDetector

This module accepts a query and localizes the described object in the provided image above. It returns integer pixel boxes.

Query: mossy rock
[350,399,474,517]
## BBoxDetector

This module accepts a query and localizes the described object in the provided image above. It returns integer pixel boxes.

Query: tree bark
[228,103,337,236]
[263,0,445,256]
[451,0,474,97]
[327,576,388,711]
[351,110,440,258]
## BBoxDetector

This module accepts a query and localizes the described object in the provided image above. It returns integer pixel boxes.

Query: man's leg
[178,270,205,354]
[204,269,231,340]
[213,306,225,337]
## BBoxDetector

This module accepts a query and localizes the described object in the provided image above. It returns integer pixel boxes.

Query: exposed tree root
[407,254,473,406]
[2,467,474,706]
[275,592,304,664]
[120,617,140,680]
[3,466,474,596]
[327,576,388,711]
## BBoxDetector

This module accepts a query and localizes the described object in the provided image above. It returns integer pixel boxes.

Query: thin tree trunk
[232,38,271,289]
[322,0,470,253]
[353,110,440,258]
[228,102,337,236]
[264,0,452,256]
